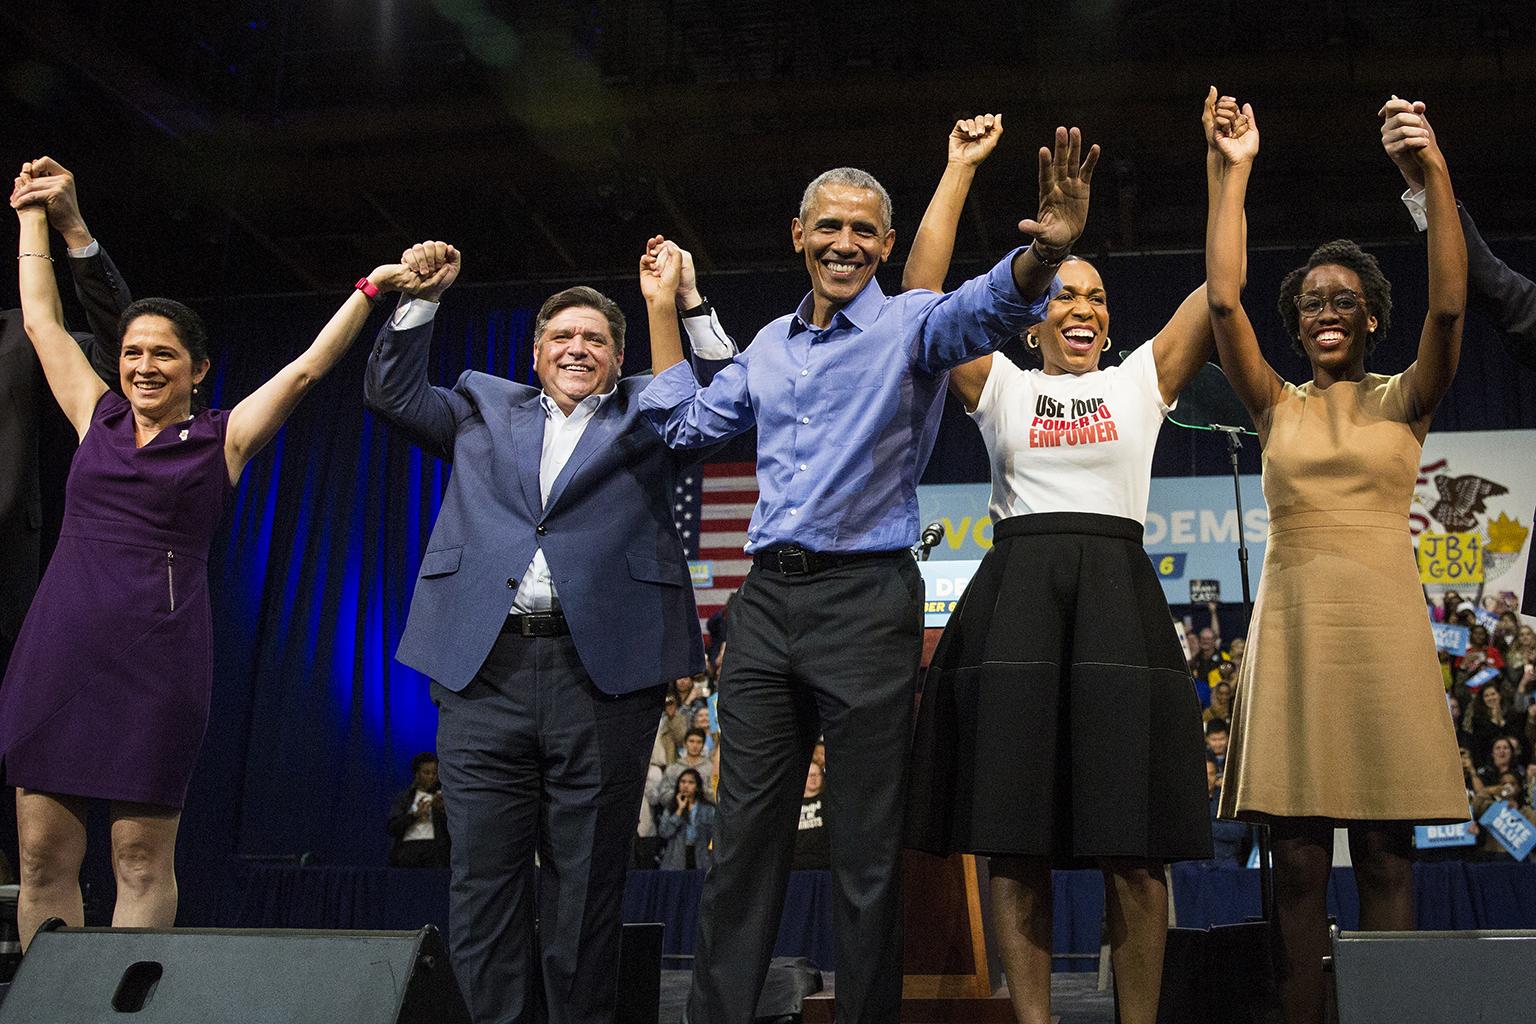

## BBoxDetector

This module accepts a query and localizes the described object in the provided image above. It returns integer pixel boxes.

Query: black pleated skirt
[905,512,1212,864]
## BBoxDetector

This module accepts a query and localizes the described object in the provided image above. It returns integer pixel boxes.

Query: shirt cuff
[639,360,702,413]
[67,239,100,259]
[994,246,1054,323]
[683,308,737,360]
[1401,187,1429,232]
[391,296,440,331]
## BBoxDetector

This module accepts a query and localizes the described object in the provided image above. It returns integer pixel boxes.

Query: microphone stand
[1164,361,1280,1022]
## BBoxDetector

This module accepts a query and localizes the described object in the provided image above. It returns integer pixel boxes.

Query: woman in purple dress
[4,161,457,946]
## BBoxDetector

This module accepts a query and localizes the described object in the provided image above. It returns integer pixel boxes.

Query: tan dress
[1219,373,1466,823]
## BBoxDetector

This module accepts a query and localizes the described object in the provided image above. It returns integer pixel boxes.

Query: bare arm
[1204,92,1284,429]
[1383,104,1466,428]
[1151,112,1247,406]
[903,115,1002,294]
[12,193,107,438]
[903,116,1003,412]
[225,243,457,483]
[640,241,685,373]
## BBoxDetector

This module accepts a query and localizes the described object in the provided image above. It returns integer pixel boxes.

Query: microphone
[918,520,946,561]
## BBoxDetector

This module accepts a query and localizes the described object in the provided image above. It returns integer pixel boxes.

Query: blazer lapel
[543,396,622,514]
[503,392,547,517]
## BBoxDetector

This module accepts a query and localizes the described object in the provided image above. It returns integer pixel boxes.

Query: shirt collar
[788,276,887,337]
[539,384,617,421]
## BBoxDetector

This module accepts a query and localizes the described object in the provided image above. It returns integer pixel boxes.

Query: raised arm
[11,169,108,437]
[1205,92,1284,428]
[904,115,1003,409]
[903,115,1002,294]
[1149,92,1249,406]
[1384,100,1534,373]
[12,157,129,385]
[1011,126,1099,300]
[225,243,457,484]
[912,126,1099,377]
[1380,100,1467,426]
[641,240,685,374]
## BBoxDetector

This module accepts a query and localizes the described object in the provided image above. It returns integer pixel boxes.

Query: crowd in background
[392,589,1536,870]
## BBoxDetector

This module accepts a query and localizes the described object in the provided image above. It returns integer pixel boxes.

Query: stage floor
[656,971,1114,1023]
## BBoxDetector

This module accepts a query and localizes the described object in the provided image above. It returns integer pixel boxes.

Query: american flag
[675,460,758,634]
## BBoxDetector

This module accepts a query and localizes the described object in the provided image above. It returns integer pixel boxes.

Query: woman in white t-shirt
[903,106,1237,1024]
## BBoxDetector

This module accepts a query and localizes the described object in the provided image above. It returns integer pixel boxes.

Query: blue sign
[919,560,983,628]
[1475,608,1501,632]
[689,561,714,588]
[1478,801,1536,860]
[1432,622,1470,655]
[917,477,1270,605]
[1414,821,1477,849]
[1464,666,1501,689]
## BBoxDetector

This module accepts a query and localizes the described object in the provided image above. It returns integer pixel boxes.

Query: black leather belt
[504,609,569,637]
[751,545,907,577]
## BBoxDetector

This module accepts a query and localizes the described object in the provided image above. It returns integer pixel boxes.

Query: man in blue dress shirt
[639,127,1100,1024]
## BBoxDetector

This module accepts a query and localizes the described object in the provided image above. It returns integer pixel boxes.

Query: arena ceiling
[5,0,1535,299]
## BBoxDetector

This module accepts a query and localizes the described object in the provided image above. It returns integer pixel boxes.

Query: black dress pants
[688,555,924,1024]
[434,629,661,1024]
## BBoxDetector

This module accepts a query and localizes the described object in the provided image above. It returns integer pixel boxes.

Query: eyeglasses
[1294,290,1365,318]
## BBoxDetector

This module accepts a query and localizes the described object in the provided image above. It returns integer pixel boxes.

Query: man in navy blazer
[364,241,730,1024]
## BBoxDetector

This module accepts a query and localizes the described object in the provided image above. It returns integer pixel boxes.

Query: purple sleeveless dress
[0,390,232,808]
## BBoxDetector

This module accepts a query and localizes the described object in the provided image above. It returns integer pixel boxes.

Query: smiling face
[1491,737,1514,769]
[1026,259,1109,376]
[534,306,621,414]
[119,315,208,422]
[792,183,895,326]
[1295,264,1377,373]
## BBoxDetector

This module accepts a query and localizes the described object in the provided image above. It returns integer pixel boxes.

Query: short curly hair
[1276,239,1392,357]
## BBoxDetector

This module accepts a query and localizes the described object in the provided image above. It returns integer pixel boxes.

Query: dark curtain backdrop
[109,233,1531,924]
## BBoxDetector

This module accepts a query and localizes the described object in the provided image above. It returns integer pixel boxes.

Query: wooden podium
[804,628,1015,1022]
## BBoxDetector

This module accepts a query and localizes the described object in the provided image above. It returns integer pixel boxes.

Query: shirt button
[789,509,798,516]
[507,578,517,589]
[800,369,809,376]
[799,463,808,471]
[801,416,810,424]
[537,525,548,535]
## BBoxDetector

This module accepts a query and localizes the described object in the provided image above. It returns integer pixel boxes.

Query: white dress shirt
[387,295,737,613]
[1401,187,1430,232]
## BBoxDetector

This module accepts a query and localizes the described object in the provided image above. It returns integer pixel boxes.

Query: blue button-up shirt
[639,249,1049,553]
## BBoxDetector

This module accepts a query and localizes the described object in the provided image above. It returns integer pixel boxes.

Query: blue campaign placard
[919,559,983,628]
[1414,820,1478,849]
[1432,622,1470,655]
[1475,607,1501,632]
[1464,666,1502,689]
[1477,801,1536,861]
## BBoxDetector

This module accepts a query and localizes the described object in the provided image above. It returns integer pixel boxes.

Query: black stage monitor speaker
[1329,927,1536,1024]
[0,923,468,1023]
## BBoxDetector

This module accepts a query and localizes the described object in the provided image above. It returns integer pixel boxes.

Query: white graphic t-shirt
[971,342,1173,525]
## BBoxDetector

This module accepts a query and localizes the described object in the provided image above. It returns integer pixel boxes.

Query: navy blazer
[363,317,705,695]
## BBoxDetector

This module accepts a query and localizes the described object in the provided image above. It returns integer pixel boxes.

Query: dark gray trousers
[688,555,924,1024]
[434,630,661,1024]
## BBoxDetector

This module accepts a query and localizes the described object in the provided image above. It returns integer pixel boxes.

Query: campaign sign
[1477,800,1536,860]
[1464,666,1502,690]
[1475,607,1501,632]
[1432,622,1470,655]
[920,559,983,628]
[1189,579,1221,603]
[1413,821,1477,849]
[1417,531,1484,585]
[689,561,714,588]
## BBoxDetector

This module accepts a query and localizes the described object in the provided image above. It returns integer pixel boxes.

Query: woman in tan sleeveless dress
[1204,96,1467,1023]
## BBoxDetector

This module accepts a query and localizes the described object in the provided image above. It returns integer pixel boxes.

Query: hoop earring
[1025,334,1039,350]
[1101,336,1113,352]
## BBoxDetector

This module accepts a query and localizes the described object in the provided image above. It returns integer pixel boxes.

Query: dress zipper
[167,551,176,612]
